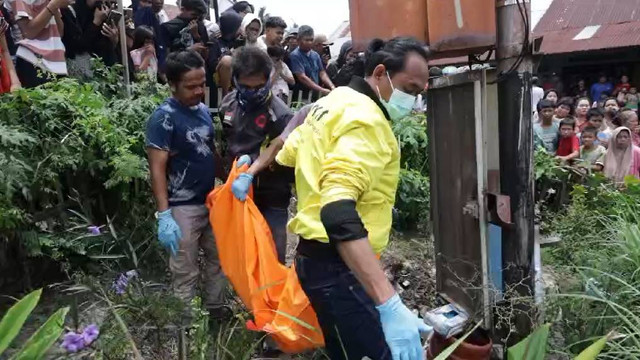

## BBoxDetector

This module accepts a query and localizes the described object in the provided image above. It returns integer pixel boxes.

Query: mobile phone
[107,10,122,25]
[322,45,331,58]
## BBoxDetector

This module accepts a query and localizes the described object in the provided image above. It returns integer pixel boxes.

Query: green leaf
[0,289,42,355]
[573,331,614,360]
[507,323,550,360]
[11,307,69,360]
[433,321,482,360]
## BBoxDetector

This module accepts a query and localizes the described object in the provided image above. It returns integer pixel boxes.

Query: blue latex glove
[232,173,254,201]
[237,154,252,168]
[157,209,182,256]
[377,293,432,360]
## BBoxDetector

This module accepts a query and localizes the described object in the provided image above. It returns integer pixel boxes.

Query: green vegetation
[536,149,640,358]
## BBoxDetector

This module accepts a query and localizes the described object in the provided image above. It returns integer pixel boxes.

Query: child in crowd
[130,26,158,80]
[534,99,559,153]
[267,45,295,103]
[556,118,580,162]
[553,97,574,123]
[626,87,639,111]
[584,107,611,147]
[578,126,606,173]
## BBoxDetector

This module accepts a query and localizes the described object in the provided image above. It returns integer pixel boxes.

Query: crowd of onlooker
[532,74,640,183]
[0,0,362,104]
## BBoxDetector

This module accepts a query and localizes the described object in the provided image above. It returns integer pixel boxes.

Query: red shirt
[557,135,579,156]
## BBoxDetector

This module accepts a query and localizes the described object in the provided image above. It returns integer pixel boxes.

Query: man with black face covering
[219,46,294,264]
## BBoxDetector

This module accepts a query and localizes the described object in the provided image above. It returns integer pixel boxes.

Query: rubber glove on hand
[157,209,182,256]
[377,293,432,360]
[232,173,254,201]
[237,154,252,168]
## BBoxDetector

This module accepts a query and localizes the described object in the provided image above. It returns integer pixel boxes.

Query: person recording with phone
[59,0,121,75]
[160,0,222,105]
[6,0,69,87]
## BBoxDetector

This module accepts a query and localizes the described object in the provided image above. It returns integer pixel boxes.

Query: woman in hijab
[603,127,640,182]
[326,40,364,87]
[326,40,351,82]
[239,13,262,47]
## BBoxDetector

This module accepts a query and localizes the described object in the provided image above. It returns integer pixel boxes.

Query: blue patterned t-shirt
[146,98,216,206]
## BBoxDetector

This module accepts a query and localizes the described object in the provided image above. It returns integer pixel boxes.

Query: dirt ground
[285,225,437,314]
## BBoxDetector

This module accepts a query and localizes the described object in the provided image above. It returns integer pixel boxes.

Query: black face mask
[234,77,272,111]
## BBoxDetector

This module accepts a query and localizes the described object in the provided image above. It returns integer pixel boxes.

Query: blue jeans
[295,251,392,360]
[258,206,288,264]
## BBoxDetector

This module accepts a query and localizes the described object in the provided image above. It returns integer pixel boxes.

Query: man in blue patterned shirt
[145,50,227,317]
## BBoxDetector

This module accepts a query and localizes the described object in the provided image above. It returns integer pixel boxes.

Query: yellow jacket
[276,79,400,254]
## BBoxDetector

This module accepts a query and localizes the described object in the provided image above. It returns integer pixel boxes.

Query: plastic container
[427,328,492,360]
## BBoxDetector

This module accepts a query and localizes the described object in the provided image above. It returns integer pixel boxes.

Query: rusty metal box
[348,0,428,51]
[426,0,496,54]
[348,0,496,55]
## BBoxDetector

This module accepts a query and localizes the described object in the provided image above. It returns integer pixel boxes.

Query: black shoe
[208,306,233,322]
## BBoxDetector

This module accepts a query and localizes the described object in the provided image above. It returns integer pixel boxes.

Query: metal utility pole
[117,0,131,96]
[495,0,535,344]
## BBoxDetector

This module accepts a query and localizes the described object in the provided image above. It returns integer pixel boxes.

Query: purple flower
[111,270,137,295]
[62,331,85,352]
[81,324,100,345]
[87,226,102,235]
[112,274,129,295]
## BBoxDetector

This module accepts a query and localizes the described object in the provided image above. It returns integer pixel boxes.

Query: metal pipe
[117,0,131,96]
[495,0,535,344]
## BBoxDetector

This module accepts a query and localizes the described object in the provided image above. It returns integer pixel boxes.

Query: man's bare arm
[147,148,170,211]
[336,239,395,305]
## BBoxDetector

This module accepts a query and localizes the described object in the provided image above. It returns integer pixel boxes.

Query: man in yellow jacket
[276,37,431,360]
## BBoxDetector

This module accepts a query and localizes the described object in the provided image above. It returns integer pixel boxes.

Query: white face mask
[377,72,416,121]
[189,105,199,110]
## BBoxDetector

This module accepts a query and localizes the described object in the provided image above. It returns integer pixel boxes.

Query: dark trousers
[16,57,54,88]
[295,249,391,360]
[258,205,288,264]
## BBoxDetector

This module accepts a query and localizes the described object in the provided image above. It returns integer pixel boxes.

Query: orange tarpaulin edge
[205,162,324,353]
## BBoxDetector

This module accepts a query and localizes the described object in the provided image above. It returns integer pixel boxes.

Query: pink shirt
[630,146,640,179]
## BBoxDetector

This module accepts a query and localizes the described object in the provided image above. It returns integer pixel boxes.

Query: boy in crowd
[534,99,559,153]
[553,98,573,122]
[578,126,606,173]
[581,107,610,147]
[626,87,639,111]
[556,118,580,163]
[267,45,294,103]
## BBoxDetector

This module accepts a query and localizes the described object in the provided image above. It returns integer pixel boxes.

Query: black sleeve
[320,200,368,245]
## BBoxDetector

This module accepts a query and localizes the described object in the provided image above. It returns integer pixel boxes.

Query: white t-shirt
[256,35,268,51]
[271,61,292,97]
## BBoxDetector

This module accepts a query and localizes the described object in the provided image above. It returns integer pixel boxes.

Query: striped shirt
[7,0,67,74]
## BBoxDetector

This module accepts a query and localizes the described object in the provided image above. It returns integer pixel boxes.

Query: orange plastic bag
[205,162,324,353]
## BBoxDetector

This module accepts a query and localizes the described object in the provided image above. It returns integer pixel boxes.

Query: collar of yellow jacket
[347,76,392,121]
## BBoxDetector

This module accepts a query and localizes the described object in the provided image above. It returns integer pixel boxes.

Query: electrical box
[349,0,428,51]
[348,0,496,55]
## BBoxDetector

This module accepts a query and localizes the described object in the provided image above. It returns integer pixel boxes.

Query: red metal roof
[533,0,640,54]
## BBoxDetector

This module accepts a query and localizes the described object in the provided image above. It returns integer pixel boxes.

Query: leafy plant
[395,168,430,230]
[0,61,168,283]
[0,289,69,359]
[392,112,428,172]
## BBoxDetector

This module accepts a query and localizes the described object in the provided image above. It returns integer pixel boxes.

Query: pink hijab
[603,127,640,182]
